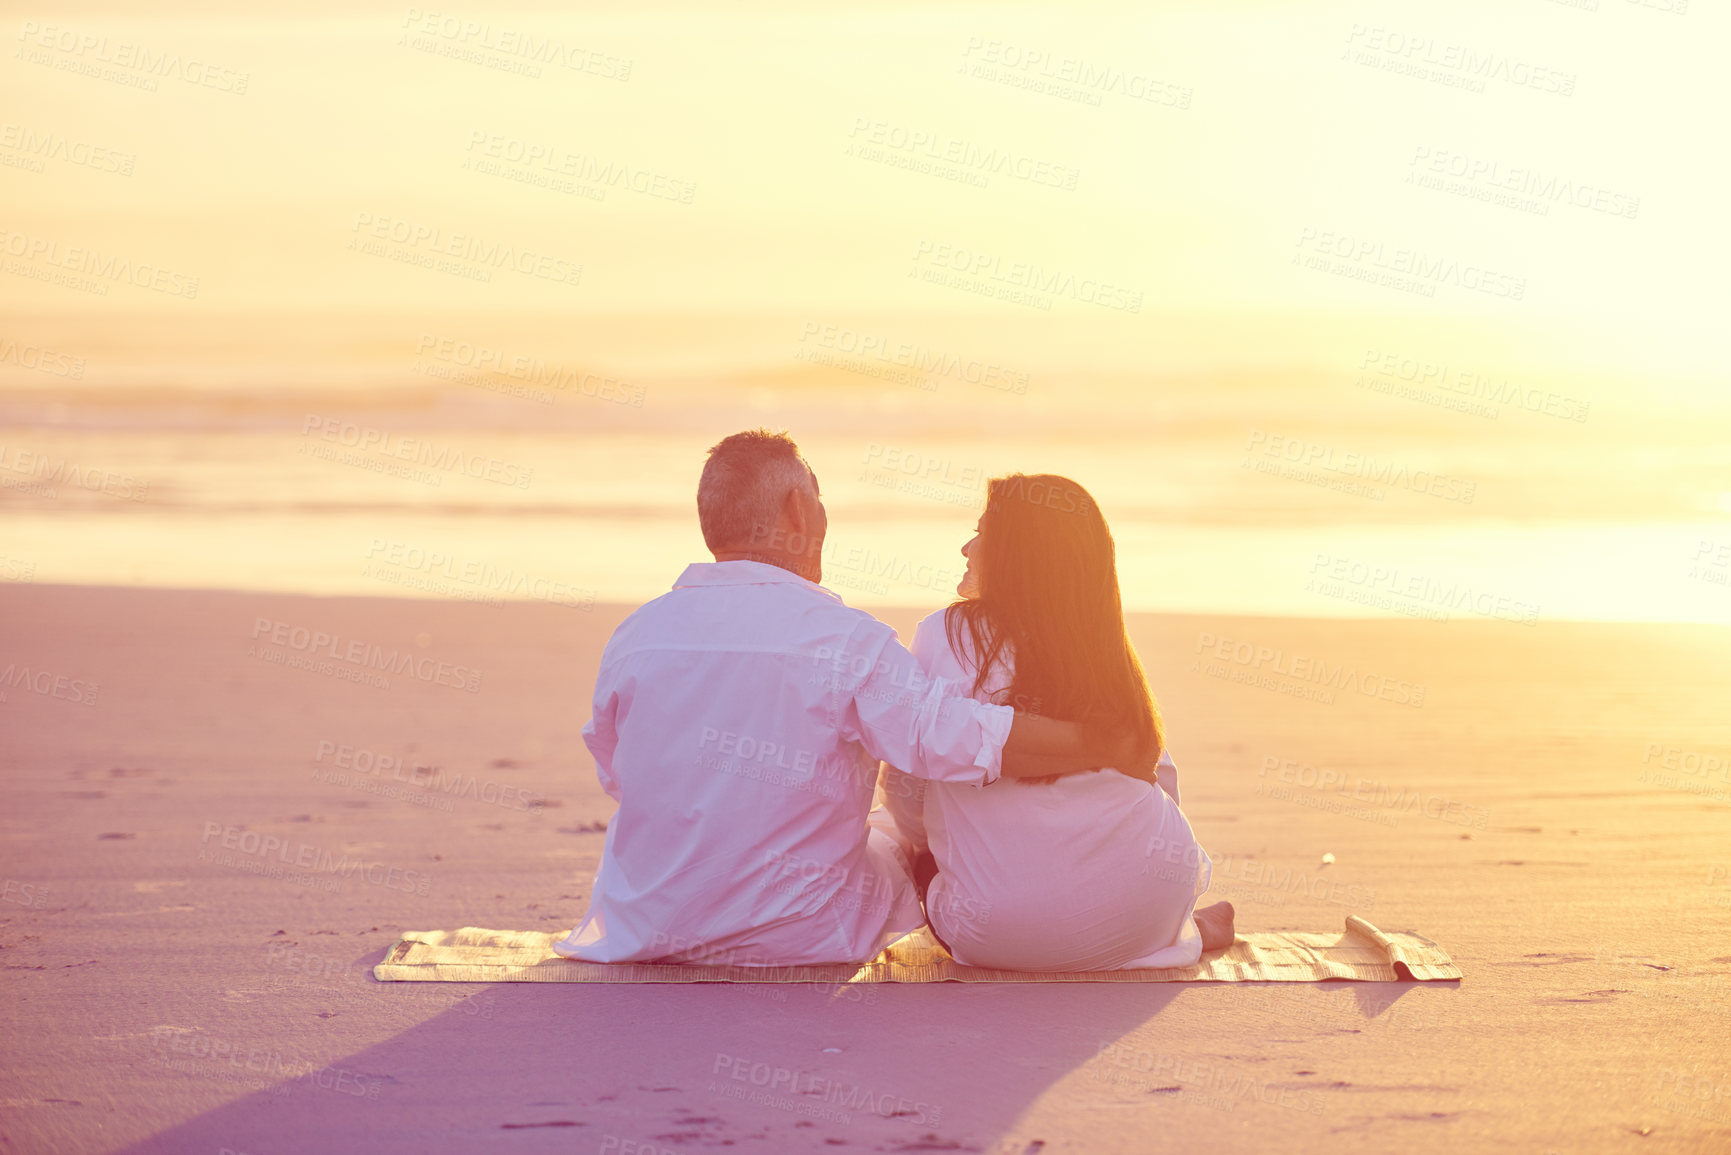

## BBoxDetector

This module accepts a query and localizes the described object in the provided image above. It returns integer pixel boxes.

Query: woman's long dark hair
[945,473,1163,765]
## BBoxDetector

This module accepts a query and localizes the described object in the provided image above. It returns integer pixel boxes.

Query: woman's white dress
[881,609,1212,971]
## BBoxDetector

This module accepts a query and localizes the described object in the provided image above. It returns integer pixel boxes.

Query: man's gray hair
[697,429,813,553]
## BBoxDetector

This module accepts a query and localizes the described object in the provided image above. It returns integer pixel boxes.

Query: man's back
[554,560,1010,966]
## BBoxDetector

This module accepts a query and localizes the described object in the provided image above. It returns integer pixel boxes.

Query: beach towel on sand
[373,914,1460,984]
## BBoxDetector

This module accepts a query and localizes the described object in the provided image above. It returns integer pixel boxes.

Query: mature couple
[553,429,1232,971]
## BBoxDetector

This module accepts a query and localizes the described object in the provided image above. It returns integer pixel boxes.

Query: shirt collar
[673,559,817,590]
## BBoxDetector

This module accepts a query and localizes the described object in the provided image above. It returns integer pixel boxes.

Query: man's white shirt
[552,560,1014,966]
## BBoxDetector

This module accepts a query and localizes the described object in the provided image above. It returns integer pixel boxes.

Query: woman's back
[892,610,1212,971]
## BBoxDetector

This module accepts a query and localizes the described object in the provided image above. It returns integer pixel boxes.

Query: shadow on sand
[117,938,1458,1155]
[118,940,1190,1155]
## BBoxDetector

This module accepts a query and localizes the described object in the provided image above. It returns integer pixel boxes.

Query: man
[552,430,1144,967]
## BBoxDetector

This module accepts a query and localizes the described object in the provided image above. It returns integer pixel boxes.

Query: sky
[2,1,1728,621]
[5,1,1726,379]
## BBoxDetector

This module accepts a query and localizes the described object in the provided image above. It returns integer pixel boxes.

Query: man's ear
[781,485,807,536]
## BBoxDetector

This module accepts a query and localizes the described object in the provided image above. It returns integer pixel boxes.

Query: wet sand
[1,582,1728,1154]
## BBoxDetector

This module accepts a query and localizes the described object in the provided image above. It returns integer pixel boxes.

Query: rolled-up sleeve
[1154,748,1180,804]
[837,624,1012,785]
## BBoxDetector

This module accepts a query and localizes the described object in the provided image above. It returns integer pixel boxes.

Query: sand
[1,582,1728,1155]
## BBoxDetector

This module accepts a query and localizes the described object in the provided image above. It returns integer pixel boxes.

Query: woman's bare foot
[1194,901,1236,952]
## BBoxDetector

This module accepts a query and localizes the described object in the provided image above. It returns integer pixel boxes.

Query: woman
[881,473,1233,971]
